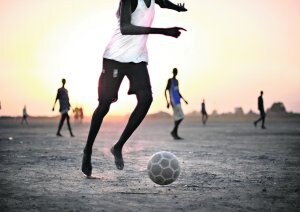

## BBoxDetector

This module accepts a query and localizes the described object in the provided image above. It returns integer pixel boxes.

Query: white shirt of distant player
[103,0,155,63]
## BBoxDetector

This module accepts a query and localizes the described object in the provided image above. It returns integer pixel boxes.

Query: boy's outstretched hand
[164,27,187,38]
[177,3,187,12]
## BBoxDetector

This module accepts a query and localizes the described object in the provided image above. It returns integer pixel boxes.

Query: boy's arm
[179,90,188,104]
[155,0,187,12]
[120,0,186,38]
[176,81,188,104]
[165,79,171,108]
[52,92,59,111]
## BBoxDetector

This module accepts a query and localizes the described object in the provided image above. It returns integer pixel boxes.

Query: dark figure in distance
[81,0,187,177]
[254,91,266,129]
[165,68,188,139]
[52,79,74,137]
[21,105,29,125]
[201,99,208,125]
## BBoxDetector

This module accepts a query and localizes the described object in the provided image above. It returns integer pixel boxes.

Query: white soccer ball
[147,151,181,185]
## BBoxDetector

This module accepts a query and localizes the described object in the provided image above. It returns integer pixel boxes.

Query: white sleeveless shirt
[103,0,155,63]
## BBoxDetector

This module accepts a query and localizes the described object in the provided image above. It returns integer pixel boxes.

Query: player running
[81,0,187,177]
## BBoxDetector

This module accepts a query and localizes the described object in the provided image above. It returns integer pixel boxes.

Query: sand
[0,117,299,211]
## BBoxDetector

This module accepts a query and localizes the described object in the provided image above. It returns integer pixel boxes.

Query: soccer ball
[147,151,181,185]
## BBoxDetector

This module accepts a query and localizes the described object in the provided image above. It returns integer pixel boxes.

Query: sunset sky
[0,0,299,117]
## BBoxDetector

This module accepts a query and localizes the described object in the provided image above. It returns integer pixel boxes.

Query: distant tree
[267,102,287,114]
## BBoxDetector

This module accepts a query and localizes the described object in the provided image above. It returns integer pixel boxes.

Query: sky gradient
[1,0,299,117]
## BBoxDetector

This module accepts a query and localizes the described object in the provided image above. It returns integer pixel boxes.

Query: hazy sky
[1,0,299,117]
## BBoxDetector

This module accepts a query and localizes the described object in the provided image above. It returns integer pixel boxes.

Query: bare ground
[0,118,299,211]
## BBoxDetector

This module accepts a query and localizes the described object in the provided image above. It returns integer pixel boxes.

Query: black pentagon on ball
[160,159,170,168]
[151,164,162,176]
[154,176,165,185]
[162,168,173,179]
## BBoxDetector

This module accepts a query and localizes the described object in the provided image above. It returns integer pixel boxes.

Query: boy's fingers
[178,27,187,31]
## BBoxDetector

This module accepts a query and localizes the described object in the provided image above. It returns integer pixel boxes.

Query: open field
[0,117,299,211]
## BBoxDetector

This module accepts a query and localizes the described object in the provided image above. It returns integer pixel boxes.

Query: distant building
[247,110,257,116]
[147,111,172,119]
[211,110,218,116]
[234,107,244,116]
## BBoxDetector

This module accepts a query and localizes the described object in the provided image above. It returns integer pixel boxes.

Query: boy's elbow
[120,25,131,35]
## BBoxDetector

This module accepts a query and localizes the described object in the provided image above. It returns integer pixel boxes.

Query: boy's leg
[57,114,66,136]
[82,101,111,176]
[66,114,74,137]
[171,104,184,139]
[171,119,183,139]
[82,59,124,176]
[254,114,262,127]
[112,90,152,170]
[84,102,111,154]
[261,113,266,129]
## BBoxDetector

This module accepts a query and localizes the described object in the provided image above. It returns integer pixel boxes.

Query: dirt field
[0,117,299,211]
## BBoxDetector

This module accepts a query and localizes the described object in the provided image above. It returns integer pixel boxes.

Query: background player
[52,79,74,137]
[165,68,188,139]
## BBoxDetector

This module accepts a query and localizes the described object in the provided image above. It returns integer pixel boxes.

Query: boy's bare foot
[110,147,124,170]
[81,152,92,177]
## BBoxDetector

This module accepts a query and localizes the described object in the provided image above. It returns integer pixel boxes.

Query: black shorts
[98,58,152,103]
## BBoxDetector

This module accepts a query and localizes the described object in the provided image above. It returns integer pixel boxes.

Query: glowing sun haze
[0,0,299,117]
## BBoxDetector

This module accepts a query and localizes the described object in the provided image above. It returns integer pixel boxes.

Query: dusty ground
[0,117,299,211]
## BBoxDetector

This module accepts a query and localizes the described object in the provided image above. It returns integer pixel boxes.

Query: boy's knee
[97,99,111,114]
[137,91,153,106]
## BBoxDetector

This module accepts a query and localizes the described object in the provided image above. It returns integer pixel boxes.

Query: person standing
[81,0,187,177]
[254,91,266,129]
[21,105,29,125]
[165,68,188,139]
[79,107,84,123]
[201,99,208,125]
[52,78,74,137]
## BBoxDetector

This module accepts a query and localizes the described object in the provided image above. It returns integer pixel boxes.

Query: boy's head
[62,78,66,86]
[172,68,178,76]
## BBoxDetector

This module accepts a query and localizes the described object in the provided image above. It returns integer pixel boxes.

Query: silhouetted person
[165,68,188,139]
[73,106,84,123]
[52,79,74,137]
[73,107,80,120]
[79,107,84,123]
[201,99,208,125]
[81,0,187,177]
[21,105,28,125]
[254,91,266,129]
